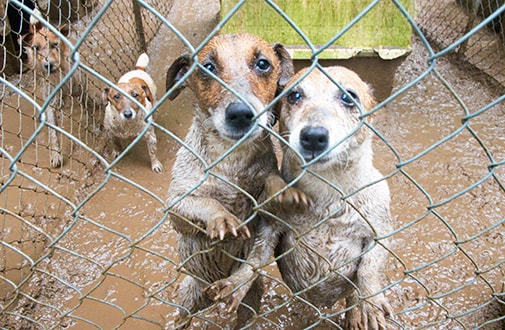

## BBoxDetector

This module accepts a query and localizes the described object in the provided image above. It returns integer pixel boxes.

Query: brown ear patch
[129,77,153,103]
[22,31,34,46]
[59,24,70,37]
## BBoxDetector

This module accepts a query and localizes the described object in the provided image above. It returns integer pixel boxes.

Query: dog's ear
[22,19,42,46]
[21,30,34,46]
[102,87,110,105]
[59,24,69,37]
[28,8,44,35]
[141,84,154,103]
[272,43,294,124]
[273,43,294,88]
[166,54,190,100]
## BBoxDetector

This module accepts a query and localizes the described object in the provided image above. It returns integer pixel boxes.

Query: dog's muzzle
[43,61,58,75]
[225,102,255,138]
[300,125,329,160]
[120,107,136,120]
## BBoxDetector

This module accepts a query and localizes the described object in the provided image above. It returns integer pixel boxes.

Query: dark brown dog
[165,33,307,329]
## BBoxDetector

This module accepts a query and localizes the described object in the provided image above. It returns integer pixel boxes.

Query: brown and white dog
[102,53,163,173]
[23,9,72,167]
[165,33,307,329]
[208,66,394,329]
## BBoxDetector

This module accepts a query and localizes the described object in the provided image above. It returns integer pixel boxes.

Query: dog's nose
[43,62,56,74]
[122,109,134,119]
[300,126,329,153]
[225,102,254,130]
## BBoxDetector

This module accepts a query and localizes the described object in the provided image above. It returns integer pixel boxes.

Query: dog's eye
[341,90,358,107]
[255,59,271,72]
[113,93,121,100]
[202,62,216,75]
[132,92,139,98]
[286,91,302,104]
[32,45,40,52]
[50,42,59,49]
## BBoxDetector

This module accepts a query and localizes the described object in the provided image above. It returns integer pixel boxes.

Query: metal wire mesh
[0,0,504,329]
[417,0,505,87]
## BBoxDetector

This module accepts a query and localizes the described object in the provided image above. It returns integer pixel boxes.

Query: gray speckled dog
[165,33,307,329]
[208,66,393,329]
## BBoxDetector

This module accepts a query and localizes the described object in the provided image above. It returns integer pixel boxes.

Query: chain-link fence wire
[0,0,504,329]
[417,0,505,87]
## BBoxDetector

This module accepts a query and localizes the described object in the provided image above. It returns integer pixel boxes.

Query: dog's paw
[205,272,253,313]
[345,297,393,330]
[151,159,163,173]
[362,296,394,330]
[206,214,250,240]
[205,278,244,313]
[276,186,311,212]
[49,149,63,168]
[344,307,363,330]
[173,312,191,330]
[110,149,121,159]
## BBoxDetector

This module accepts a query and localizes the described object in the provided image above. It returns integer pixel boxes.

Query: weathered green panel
[220,0,414,59]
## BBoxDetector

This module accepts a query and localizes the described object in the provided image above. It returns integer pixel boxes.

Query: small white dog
[102,53,163,173]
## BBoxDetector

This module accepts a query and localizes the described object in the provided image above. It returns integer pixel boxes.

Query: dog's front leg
[345,240,393,330]
[204,175,310,314]
[107,134,123,160]
[205,217,278,312]
[171,196,250,240]
[45,103,63,168]
[144,126,163,173]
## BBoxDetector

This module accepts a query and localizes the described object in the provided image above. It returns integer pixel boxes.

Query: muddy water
[373,38,505,327]
[2,0,504,329]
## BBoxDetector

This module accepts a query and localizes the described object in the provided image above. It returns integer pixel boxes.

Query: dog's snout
[122,108,135,120]
[300,126,329,153]
[225,102,254,130]
[43,62,56,73]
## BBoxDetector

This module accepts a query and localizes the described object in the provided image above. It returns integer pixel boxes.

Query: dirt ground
[1,0,504,329]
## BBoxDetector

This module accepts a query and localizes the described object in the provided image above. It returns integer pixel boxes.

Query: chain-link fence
[1,0,504,329]
[418,0,505,87]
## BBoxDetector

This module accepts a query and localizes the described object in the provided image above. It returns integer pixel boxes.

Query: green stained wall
[220,0,414,59]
